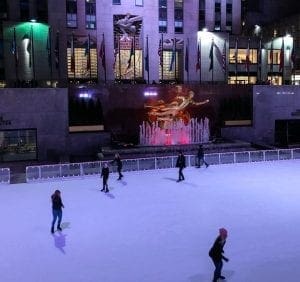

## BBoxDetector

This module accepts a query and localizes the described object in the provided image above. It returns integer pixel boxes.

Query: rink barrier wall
[25,148,300,183]
[0,168,10,184]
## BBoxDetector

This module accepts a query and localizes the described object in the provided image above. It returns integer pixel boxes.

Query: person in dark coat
[209,228,229,282]
[196,144,209,168]
[101,162,110,193]
[51,190,64,234]
[111,153,123,180]
[176,151,186,182]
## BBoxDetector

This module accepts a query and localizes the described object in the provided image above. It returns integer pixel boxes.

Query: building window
[159,0,167,33]
[226,21,232,32]
[228,76,257,85]
[135,0,143,6]
[159,50,182,81]
[268,50,281,65]
[267,75,282,85]
[0,129,37,162]
[113,0,121,4]
[67,36,98,80]
[174,0,183,33]
[215,2,221,13]
[20,0,29,21]
[67,0,77,28]
[214,1,221,31]
[86,0,96,29]
[0,0,8,19]
[198,0,205,30]
[229,48,257,64]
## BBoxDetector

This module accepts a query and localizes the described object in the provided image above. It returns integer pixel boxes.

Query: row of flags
[11,29,297,76]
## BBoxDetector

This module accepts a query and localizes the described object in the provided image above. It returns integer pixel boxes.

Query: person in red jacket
[209,228,229,282]
[51,190,64,233]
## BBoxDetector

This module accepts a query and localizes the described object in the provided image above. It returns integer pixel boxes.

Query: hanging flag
[158,37,163,67]
[85,35,91,70]
[11,27,18,64]
[222,40,226,73]
[279,38,284,71]
[291,40,296,72]
[169,39,176,71]
[245,38,250,72]
[70,33,75,72]
[99,36,106,70]
[144,36,149,72]
[196,41,200,71]
[209,38,214,71]
[270,39,274,72]
[185,39,189,73]
[46,28,51,67]
[127,37,134,69]
[54,31,59,69]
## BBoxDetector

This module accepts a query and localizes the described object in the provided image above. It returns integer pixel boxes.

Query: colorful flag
[158,38,163,67]
[196,41,200,71]
[169,39,176,71]
[279,38,284,72]
[127,37,134,69]
[245,38,250,72]
[144,36,149,72]
[222,40,226,73]
[209,38,214,71]
[70,33,75,72]
[99,36,106,70]
[113,36,119,69]
[85,35,91,70]
[54,31,59,69]
[46,28,51,67]
[185,39,189,73]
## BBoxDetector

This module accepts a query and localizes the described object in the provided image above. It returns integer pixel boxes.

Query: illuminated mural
[145,85,209,128]
[141,86,210,145]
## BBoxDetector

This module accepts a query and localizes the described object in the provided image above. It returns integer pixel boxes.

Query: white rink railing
[25,148,300,183]
[0,168,10,184]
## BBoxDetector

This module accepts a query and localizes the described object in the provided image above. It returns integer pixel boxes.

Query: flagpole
[199,38,201,84]
[282,38,284,84]
[31,25,36,86]
[133,35,136,83]
[146,35,149,84]
[224,40,227,83]
[55,31,61,84]
[186,38,189,83]
[270,37,273,84]
[247,38,250,84]
[235,38,238,85]
[174,37,177,83]
[13,27,19,83]
[118,35,121,80]
[102,33,107,84]
[48,27,53,84]
[161,33,164,82]
[88,34,91,81]
[212,38,214,84]
[259,37,262,83]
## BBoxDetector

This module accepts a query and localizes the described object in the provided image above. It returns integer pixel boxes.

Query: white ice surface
[1,160,300,282]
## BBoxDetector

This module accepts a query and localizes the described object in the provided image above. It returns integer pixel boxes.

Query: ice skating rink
[1,159,300,282]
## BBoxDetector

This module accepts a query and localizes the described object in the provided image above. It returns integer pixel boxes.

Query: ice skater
[196,144,209,168]
[111,153,123,180]
[101,162,110,193]
[51,190,64,234]
[176,151,186,182]
[209,228,229,282]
